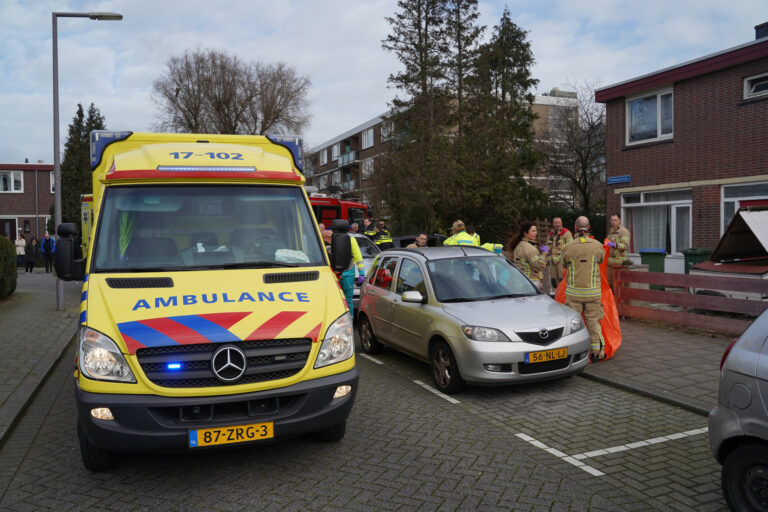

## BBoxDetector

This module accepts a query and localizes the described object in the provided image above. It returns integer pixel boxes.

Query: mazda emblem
[211,345,247,382]
[538,329,550,340]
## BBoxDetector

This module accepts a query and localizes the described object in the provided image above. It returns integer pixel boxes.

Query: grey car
[709,309,768,511]
[357,246,591,393]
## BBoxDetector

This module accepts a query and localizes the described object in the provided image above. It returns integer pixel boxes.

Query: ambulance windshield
[91,185,326,272]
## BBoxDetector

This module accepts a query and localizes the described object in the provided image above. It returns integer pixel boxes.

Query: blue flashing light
[90,130,133,170]
[166,363,182,370]
[266,134,303,173]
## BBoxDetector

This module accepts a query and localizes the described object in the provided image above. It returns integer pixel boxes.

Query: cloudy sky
[0,0,765,163]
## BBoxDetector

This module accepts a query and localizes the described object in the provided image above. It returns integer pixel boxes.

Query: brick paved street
[0,335,728,511]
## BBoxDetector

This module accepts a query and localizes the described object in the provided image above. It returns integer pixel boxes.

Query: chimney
[756,22,768,40]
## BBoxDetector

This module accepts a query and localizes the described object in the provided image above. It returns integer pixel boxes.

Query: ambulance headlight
[315,314,354,368]
[79,327,136,383]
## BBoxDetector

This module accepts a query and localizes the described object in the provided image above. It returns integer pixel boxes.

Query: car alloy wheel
[430,341,464,394]
[359,316,382,354]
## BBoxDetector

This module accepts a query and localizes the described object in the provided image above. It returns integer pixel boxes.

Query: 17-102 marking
[169,152,244,160]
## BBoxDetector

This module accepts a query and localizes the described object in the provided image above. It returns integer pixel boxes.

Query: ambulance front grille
[136,338,312,388]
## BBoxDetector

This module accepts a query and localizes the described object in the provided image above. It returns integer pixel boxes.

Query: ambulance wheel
[430,341,464,394]
[77,422,116,471]
[317,420,346,442]
[359,316,382,354]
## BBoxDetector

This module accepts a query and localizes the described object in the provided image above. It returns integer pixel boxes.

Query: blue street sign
[607,175,631,184]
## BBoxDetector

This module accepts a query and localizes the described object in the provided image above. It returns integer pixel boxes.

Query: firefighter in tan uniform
[545,217,573,288]
[505,221,547,289]
[561,216,606,361]
[607,214,631,285]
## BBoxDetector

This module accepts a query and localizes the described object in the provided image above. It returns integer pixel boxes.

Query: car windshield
[92,185,326,272]
[427,256,538,302]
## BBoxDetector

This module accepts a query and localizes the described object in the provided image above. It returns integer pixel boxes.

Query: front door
[0,219,15,239]
[390,258,431,358]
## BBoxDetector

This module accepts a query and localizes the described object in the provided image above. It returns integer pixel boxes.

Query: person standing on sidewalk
[24,237,38,274]
[15,234,25,269]
[545,217,573,288]
[607,214,631,285]
[561,216,606,361]
[40,233,55,273]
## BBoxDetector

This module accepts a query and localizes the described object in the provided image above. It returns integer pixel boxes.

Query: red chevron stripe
[305,323,322,343]
[121,333,145,353]
[246,311,307,340]
[140,317,210,345]
[198,311,251,330]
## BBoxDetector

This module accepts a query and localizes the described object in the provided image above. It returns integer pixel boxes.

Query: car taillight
[720,338,738,370]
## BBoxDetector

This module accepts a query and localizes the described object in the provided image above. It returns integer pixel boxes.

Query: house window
[50,171,55,193]
[362,128,374,150]
[319,149,328,166]
[332,143,340,161]
[332,170,340,185]
[361,158,374,180]
[0,170,23,193]
[744,72,768,100]
[380,121,393,142]
[626,89,673,144]
[319,175,328,189]
[722,182,768,232]
[622,189,691,255]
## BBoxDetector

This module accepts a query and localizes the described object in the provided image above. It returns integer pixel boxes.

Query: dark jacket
[24,241,37,263]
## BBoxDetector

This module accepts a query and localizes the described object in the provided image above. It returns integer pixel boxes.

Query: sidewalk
[0,272,733,446]
[581,320,730,416]
[0,269,81,445]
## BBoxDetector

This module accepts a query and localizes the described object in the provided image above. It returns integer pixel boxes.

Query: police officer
[561,216,606,361]
[443,220,477,246]
[373,221,394,250]
[607,214,631,285]
[545,217,573,287]
[362,218,377,240]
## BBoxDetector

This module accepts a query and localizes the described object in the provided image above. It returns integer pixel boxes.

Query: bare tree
[152,49,310,135]
[542,81,606,212]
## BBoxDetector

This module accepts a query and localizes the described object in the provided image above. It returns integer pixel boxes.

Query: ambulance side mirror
[54,223,85,281]
[331,232,352,272]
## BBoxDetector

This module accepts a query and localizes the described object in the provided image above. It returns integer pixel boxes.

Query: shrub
[0,237,17,299]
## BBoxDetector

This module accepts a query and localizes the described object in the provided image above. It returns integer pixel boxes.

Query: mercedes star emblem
[211,345,247,382]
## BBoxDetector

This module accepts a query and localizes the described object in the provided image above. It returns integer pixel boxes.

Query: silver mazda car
[357,246,590,393]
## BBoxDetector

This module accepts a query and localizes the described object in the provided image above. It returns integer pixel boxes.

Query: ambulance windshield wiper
[205,261,299,269]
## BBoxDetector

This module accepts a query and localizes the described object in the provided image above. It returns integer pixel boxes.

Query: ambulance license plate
[525,347,568,364]
[189,422,274,448]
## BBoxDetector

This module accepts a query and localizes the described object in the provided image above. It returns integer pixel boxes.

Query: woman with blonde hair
[504,221,547,289]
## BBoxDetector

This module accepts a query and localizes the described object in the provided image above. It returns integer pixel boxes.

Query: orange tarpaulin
[554,243,622,360]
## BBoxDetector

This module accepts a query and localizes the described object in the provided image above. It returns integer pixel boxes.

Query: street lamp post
[53,12,122,310]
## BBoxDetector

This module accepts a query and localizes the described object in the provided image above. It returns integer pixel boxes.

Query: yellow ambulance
[55,132,357,470]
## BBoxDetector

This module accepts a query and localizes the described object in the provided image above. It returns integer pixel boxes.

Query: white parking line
[359,354,384,365]
[412,380,461,404]
[516,427,708,477]
[572,427,708,460]
[515,433,605,477]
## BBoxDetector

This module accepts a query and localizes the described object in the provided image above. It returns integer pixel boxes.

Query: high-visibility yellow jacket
[347,236,365,275]
[561,235,605,299]
[607,225,631,264]
[444,231,478,246]
[511,240,545,281]
[481,242,503,254]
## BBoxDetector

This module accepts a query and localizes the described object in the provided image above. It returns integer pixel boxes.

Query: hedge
[0,237,17,299]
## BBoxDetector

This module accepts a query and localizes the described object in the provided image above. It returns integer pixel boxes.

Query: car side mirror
[54,223,85,281]
[401,290,426,304]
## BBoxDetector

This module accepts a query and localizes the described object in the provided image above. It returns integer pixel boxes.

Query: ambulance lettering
[132,291,311,311]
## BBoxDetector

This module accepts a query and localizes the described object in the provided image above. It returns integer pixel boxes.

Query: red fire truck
[309,194,372,227]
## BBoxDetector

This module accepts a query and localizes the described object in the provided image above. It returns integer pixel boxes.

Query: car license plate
[525,347,568,364]
[189,422,274,448]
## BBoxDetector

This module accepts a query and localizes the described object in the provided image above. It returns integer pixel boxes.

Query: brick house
[304,89,579,210]
[596,23,768,273]
[0,162,55,241]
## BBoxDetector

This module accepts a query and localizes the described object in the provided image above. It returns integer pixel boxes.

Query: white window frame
[0,170,23,193]
[744,71,768,100]
[625,88,673,145]
[50,171,55,194]
[361,158,374,180]
[721,181,768,234]
[319,175,328,189]
[332,143,340,161]
[621,188,692,256]
[362,128,374,150]
[332,170,340,185]
[319,149,328,166]
[380,121,393,142]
